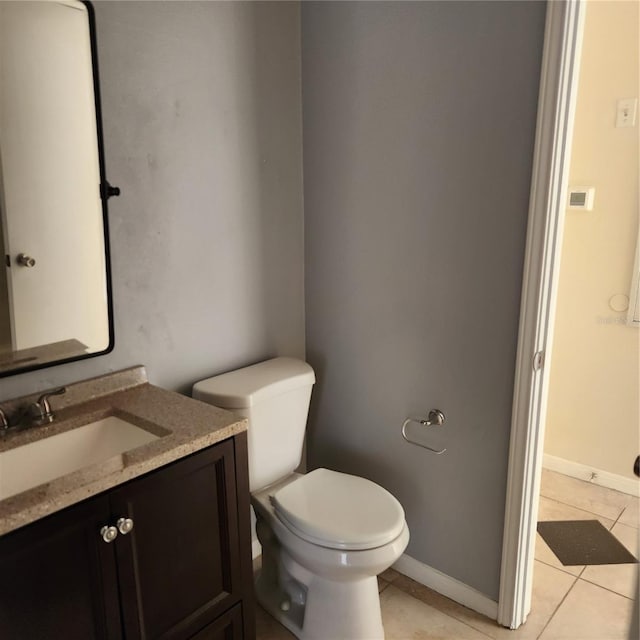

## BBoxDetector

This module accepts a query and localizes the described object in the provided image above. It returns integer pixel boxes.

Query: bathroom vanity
[0,367,255,639]
[2,5,254,637]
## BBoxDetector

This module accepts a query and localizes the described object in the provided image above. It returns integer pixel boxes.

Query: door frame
[497,0,585,629]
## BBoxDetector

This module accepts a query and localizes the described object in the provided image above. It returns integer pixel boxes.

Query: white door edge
[497,0,585,629]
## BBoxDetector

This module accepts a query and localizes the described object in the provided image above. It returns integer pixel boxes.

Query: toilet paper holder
[401,409,447,454]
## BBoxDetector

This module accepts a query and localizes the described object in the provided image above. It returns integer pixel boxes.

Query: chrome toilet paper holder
[401,409,447,454]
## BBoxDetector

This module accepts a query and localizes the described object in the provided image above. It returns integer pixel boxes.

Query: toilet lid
[271,468,405,550]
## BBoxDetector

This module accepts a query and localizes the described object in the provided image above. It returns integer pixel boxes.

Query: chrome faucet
[29,387,66,425]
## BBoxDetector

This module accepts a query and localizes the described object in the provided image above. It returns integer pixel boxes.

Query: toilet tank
[192,357,315,492]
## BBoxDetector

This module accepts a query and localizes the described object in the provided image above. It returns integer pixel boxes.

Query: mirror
[0,0,114,376]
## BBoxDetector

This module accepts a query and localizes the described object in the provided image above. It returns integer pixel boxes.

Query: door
[111,441,242,640]
[0,494,122,639]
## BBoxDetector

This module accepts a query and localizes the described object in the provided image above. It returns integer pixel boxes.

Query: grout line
[535,555,584,577]
[540,494,623,524]
[615,509,640,531]
[616,500,640,531]
[576,574,637,601]
[534,574,579,640]
[611,506,628,530]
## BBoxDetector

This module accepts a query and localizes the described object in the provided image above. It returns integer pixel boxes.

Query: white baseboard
[543,453,640,497]
[393,553,498,621]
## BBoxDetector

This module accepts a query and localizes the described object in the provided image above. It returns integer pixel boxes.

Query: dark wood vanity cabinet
[0,434,255,640]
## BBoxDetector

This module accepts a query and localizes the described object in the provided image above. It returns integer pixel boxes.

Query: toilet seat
[271,468,405,550]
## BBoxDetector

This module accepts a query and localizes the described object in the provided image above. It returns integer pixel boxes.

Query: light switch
[616,98,637,127]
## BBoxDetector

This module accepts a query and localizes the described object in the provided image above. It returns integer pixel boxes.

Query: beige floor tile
[618,496,639,529]
[381,567,401,583]
[494,562,577,639]
[390,574,500,637]
[255,604,296,640]
[380,584,493,639]
[538,579,634,640]
[540,470,633,521]
[391,562,575,640]
[580,522,640,599]
[537,495,616,528]
[536,496,615,575]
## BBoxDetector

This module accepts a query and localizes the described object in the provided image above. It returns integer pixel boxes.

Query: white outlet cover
[616,98,638,128]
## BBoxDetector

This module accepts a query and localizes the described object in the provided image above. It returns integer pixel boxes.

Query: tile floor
[255,469,639,639]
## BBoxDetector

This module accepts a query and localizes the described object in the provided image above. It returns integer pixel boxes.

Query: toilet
[193,357,409,640]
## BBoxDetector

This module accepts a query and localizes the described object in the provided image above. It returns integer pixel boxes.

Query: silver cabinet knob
[17,253,36,268]
[117,517,134,535]
[100,525,118,543]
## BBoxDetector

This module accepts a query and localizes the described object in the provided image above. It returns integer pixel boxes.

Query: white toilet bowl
[252,469,410,640]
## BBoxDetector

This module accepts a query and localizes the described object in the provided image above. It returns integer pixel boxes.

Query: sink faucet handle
[37,387,67,412]
[31,387,67,423]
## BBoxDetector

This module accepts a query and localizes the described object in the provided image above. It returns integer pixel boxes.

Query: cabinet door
[111,440,242,640]
[189,604,243,640]
[0,494,122,639]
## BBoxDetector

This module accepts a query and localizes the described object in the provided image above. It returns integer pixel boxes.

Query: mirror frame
[0,0,115,378]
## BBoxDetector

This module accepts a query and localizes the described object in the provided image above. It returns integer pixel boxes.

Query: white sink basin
[0,416,159,500]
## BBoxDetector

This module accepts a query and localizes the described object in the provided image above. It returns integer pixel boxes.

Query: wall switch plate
[616,98,637,127]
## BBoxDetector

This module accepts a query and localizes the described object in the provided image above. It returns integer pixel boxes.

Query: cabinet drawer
[190,604,243,640]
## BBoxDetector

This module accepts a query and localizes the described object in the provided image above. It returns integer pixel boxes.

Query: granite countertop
[0,366,247,537]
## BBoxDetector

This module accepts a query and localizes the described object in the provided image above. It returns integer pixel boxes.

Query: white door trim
[497,0,585,629]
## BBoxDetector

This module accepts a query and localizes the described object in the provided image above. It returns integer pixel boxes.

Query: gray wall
[0,1,304,401]
[303,1,546,600]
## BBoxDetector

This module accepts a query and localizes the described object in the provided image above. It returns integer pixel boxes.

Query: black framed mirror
[0,0,115,377]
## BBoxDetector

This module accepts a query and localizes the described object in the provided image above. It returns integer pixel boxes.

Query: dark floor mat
[537,520,638,566]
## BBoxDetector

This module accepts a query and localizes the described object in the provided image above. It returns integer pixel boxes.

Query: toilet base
[255,516,389,640]
[255,561,384,640]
